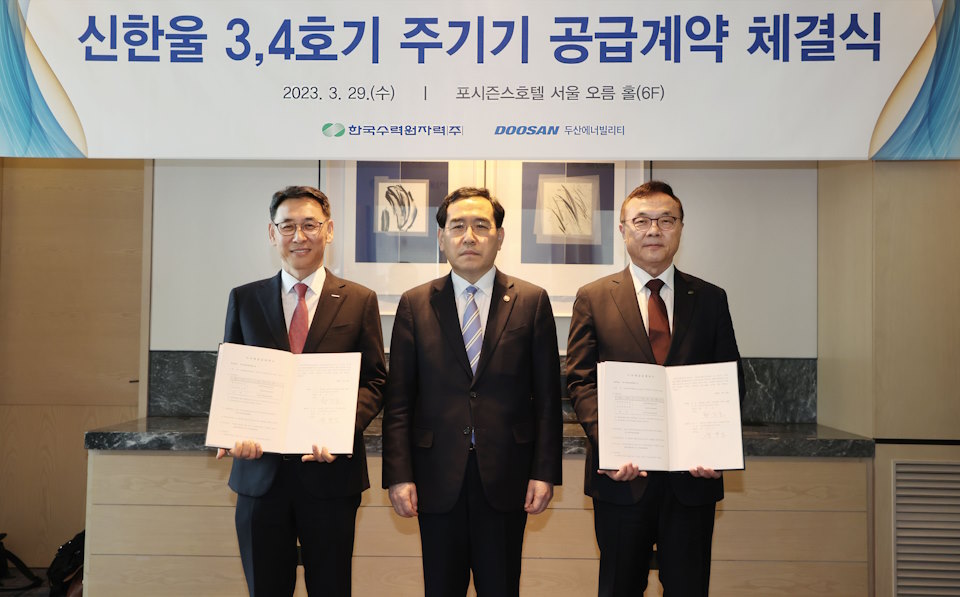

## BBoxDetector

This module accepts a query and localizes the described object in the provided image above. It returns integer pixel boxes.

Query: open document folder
[205,342,361,455]
[598,361,744,472]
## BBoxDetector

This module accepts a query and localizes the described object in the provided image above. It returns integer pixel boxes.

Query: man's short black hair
[269,186,331,221]
[621,181,684,222]
[436,187,505,228]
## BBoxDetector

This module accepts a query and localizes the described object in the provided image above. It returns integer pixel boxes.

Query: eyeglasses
[623,215,680,232]
[274,220,326,237]
[444,221,494,237]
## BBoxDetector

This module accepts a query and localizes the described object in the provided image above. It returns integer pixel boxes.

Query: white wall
[150,160,816,357]
[151,160,319,350]
[652,162,817,358]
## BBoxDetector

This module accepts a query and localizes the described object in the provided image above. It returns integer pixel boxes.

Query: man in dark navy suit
[216,186,387,597]
[382,187,562,597]
[567,181,744,596]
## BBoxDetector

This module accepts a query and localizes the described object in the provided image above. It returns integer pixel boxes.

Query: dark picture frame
[521,162,616,264]
[355,161,448,263]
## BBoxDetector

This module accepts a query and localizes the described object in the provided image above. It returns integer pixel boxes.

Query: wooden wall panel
[86,555,250,597]
[523,509,599,558]
[818,160,960,441]
[477,558,599,597]
[87,504,238,556]
[720,458,868,511]
[0,159,143,406]
[359,558,600,597]
[362,454,594,510]
[0,158,143,566]
[353,506,422,556]
[138,162,153,417]
[873,161,960,439]
[710,561,868,596]
[90,453,592,510]
[88,451,233,506]
[86,555,867,597]
[816,161,876,437]
[0,404,137,564]
[353,557,425,597]
[85,452,871,595]
[643,562,868,597]
[714,511,868,562]
[360,456,396,507]
[548,455,595,509]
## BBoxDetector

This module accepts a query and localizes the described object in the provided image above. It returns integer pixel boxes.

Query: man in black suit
[215,186,387,597]
[567,181,743,596]
[382,187,562,597]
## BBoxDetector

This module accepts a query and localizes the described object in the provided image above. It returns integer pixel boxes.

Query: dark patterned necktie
[645,279,670,364]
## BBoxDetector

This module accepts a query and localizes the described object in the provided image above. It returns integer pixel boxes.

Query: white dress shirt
[451,267,497,331]
[629,262,676,334]
[279,267,326,331]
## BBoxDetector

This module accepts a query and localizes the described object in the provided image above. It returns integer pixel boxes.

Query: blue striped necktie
[461,286,482,374]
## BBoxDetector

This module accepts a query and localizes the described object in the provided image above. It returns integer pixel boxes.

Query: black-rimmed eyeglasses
[622,215,680,232]
[274,220,326,236]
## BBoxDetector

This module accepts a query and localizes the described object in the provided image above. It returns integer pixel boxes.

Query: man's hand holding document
[205,342,361,455]
[598,361,743,472]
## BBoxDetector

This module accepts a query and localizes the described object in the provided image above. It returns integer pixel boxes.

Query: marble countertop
[85,417,874,458]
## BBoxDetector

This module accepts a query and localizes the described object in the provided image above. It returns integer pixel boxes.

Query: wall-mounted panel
[151,160,319,350]
[652,162,818,358]
[873,161,960,440]
[152,160,819,358]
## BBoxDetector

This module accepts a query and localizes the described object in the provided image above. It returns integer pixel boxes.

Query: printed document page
[665,362,744,471]
[206,343,361,454]
[598,361,670,471]
[598,361,742,471]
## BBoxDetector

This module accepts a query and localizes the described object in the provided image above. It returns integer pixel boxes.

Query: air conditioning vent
[894,461,960,596]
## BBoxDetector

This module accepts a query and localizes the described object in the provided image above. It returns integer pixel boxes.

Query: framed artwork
[324,160,485,313]
[534,175,601,245]
[490,160,631,315]
[324,160,637,316]
[354,161,448,264]
[521,162,617,265]
[375,179,429,235]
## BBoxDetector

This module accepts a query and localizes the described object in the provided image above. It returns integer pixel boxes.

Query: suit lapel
[610,267,656,363]
[256,273,291,351]
[669,269,696,363]
[303,269,346,351]
[430,275,474,378]
[472,271,515,384]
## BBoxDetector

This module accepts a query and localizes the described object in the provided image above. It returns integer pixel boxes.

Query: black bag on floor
[0,532,43,592]
[47,531,84,597]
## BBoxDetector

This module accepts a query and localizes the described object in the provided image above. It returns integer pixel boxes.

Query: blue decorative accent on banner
[874,0,960,159]
[0,0,84,157]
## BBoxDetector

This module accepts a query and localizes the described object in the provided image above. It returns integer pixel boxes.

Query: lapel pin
[331,294,341,298]
[503,295,510,302]
[687,290,694,295]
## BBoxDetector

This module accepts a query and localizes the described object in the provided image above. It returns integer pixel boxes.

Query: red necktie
[645,279,670,364]
[289,283,309,354]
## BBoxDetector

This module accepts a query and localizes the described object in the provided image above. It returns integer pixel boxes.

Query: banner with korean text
[2,0,957,160]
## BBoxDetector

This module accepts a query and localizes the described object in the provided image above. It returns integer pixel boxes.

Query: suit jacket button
[469,391,478,399]
[462,427,471,435]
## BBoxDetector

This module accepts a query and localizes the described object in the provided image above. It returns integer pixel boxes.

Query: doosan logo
[494,125,559,135]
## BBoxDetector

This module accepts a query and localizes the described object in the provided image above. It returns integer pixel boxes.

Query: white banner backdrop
[4,0,952,159]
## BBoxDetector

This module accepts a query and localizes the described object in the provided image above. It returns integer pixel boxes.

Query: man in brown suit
[382,187,562,597]
[567,181,744,596]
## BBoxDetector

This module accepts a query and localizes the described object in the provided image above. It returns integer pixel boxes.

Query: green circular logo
[322,122,345,137]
